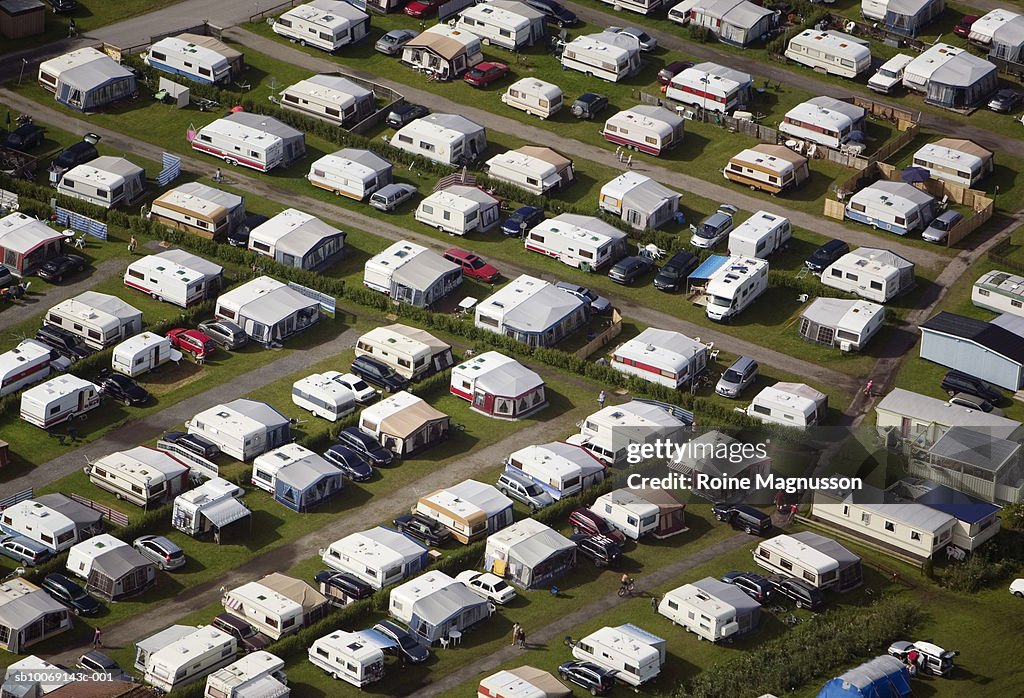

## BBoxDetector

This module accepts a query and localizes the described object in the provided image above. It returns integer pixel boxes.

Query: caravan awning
[202,497,251,528]
[688,255,730,283]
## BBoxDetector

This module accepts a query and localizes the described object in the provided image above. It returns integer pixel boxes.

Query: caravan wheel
[151,293,161,302]
[299,39,306,47]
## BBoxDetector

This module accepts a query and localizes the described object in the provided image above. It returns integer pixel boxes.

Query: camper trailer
[474,275,588,347]
[401,25,483,79]
[902,43,963,92]
[46,292,143,350]
[610,327,708,390]
[188,399,291,461]
[111,332,181,378]
[845,181,936,235]
[359,391,450,457]
[149,182,246,240]
[821,248,915,303]
[144,35,236,85]
[414,186,500,235]
[912,139,993,188]
[572,625,666,686]
[524,213,628,271]
[204,652,288,698]
[601,106,684,156]
[144,626,238,692]
[355,324,454,381]
[56,156,145,209]
[560,32,642,82]
[87,446,191,508]
[172,477,248,537]
[449,351,547,420]
[363,240,463,308]
[501,78,563,119]
[415,480,514,543]
[0,339,65,399]
[728,212,791,259]
[784,30,871,78]
[746,382,827,429]
[504,442,606,500]
[223,581,304,640]
[724,145,810,194]
[658,583,741,642]
[798,298,886,351]
[753,532,863,591]
[599,173,680,231]
[37,48,137,112]
[486,150,566,195]
[571,399,692,467]
[291,371,357,421]
[0,212,65,277]
[389,113,487,166]
[666,62,752,114]
[191,118,285,173]
[0,500,78,553]
[455,1,547,50]
[973,270,1024,317]
[307,148,393,200]
[66,534,157,600]
[280,74,375,128]
[124,250,223,308]
[308,630,385,687]
[247,209,346,271]
[250,443,344,512]
[321,527,429,589]
[388,570,494,644]
[593,489,661,539]
[704,256,769,322]
[272,0,371,52]
[20,374,100,429]
[779,96,867,150]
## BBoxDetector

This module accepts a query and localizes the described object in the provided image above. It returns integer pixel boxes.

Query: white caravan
[20,375,100,429]
[779,96,866,150]
[821,248,915,303]
[46,292,143,350]
[746,382,826,429]
[224,580,304,640]
[56,156,145,209]
[560,32,641,82]
[500,78,563,119]
[610,327,707,390]
[912,141,992,188]
[204,651,288,698]
[87,447,191,508]
[354,325,454,380]
[111,332,181,378]
[969,8,1021,46]
[0,339,66,399]
[571,399,691,467]
[124,250,224,308]
[973,270,1024,317]
[144,35,234,85]
[727,211,791,259]
[572,625,666,686]
[753,534,845,589]
[308,630,385,687]
[658,583,740,642]
[191,118,285,173]
[504,442,606,499]
[486,149,564,195]
[389,113,487,166]
[291,371,357,421]
[902,44,963,92]
[414,186,500,235]
[172,477,247,537]
[785,30,871,78]
[724,145,810,194]
[307,149,392,200]
[144,626,237,692]
[704,256,769,322]
[280,74,374,128]
[596,0,663,15]
[0,500,78,553]
[601,105,685,156]
[524,213,628,271]
[273,0,371,52]
[593,489,661,539]
[455,1,546,50]
[250,443,331,494]
[666,62,752,114]
[321,527,429,590]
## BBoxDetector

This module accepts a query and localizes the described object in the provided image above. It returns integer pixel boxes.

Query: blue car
[501,206,545,237]
[323,444,374,482]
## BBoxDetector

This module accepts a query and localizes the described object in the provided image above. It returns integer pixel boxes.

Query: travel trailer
[389,113,487,166]
[321,527,429,589]
[724,144,809,194]
[610,327,708,390]
[359,391,450,457]
[484,519,576,589]
[291,371,357,421]
[902,43,963,92]
[0,212,65,277]
[172,476,249,537]
[0,581,74,655]
[214,276,322,346]
[272,0,371,52]
[477,667,573,698]
[401,25,483,79]
[188,398,291,461]
[845,181,935,235]
[280,74,375,128]
[593,489,661,539]
[688,0,778,46]
[415,479,514,543]
[666,62,752,114]
[911,139,994,188]
[56,156,145,209]
[785,30,871,78]
[449,351,547,420]
[504,442,605,500]
[415,186,500,235]
[798,298,886,351]
[596,0,664,15]
[727,211,791,259]
[455,1,547,50]
[704,256,769,322]
[525,213,628,271]
[123,249,223,309]
[658,583,740,642]
[148,182,246,240]
[355,324,454,381]
[474,274,588,347]
[191,118,285,173]
[0,339,66,399]
[599,172,680,231]
[250,442,339,495]
[601,105,684,156]
[247,208,346,271]
[203,651,288,698]
[223,580,305,640]
[20,375,100,429]
[389,571,495,644]
[501,78,563,119]
[970,8,1022,45]
[779,96,867,149]
[111,332,182,378]
[144,34,238,85]
[363,240,463,308]
[560,32,642,82]
[746,382,827,429]
[570,399,692,466]
[144,626,237,692]
[486,149,567,195]
[87,446,191,508]
[753,531,863,591]
[37,47,137,112]
[0,500,78,553]
[308,630,385,687]
[973,270,1024,317]
[66,534,157,600]
[572,625,666,686]
[46,291,143,350]
[307,148,392,200]
[821,248,916,303]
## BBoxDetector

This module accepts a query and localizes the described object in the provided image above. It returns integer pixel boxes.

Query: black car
[570,533,623,568]
[41,573,101,616]
[323,444,374,482]
[373,620,430,664]
[350,355,410,393]
[720,571,776,603]
[653,251,699,292]
[941,369,1002,405]
[162,431,221,459]
[769,575,824,611]
[336,426,395,467]
[96,370,149,406]
[0,266,16,290]
[712,503,772,535]
[35,324,92,362]
[37,254,87,283]
[804,239,850,273]
[315,570,375,601]
[4,123,45,152]
[394,513,452,546]
[212,613,272,653]
[525,0,578,26]
[558,660,616,695]
[570,92,608,120]
[608,255,655,285]
[51,134,100,175]
[44,0,77,12]
[386,103,430,129]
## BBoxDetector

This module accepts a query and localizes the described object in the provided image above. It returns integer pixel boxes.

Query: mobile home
[188,398,291,461]
[171,476,249,538]
[415,185,500,235]
[746,382,827,429]
[363,240,463,308]
[204,651,289,698]
[592,489,661,539]
[292,371,357,421]
[0,212,65,277]
[307,148,392,200]
[273,0,371,52]
[821,247,916,303]
[753,531,863,591]
[666,62,753,113]
[572,625,665,686]
[484,518,576,588]
[359,391,449,457]
[56,156,144,209]
[911,138,994,188]
[724,144,809,194]
[214,276,322,346]
[389,113,487,166]
[86,446,191,508]
[415,479,514,543]
[144,625,237,692]
[599,172,680,231]
[610,327,708,390]
[280,74,375,128]
[918,312,1024,392]
[401,25,483,79]
[66,534,157,600]
[388,570,493,644]
[784,30,871,78]
[191,113,306,173]
[321,526,429,589]
[727,211,791,259]
[34,493,104,541]
[845,181,935,235]
[688,0,777,46]
[474,274,589,347]
[861,0,944,37]
[355,324,454,380]
[124,250,223,309]
[560,32,642,83]
[0,579,73,654]
[778,96,867,149]
[571,399,692,467]
[308,630,385,687]
[37,48,137,112]
[902,43,964,92]
[455,0,546,50]
[505,442,605,500]
[704,255,769,322]
[247,208,346,271]
[501,78,563,119]
[486,149,570,195]
[20,374,100,429]
[525,213,628,271]
[0,500,78,553]
[251,443,343,512]
[601,105,684,156]
[46,291,143,350]
[0,339,65,399]
[111,332,181,377]
[799,298,885,351]
[659,581,746,641]
[449,351,547,420]
[149,182,246,240]
[973,270,1024,317]
[144,34,240,85]
[970,8,1022,46]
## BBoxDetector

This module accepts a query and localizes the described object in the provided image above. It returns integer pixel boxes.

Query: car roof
[444,248,473,259]
[726,356,757,371]
[935,210,963,221]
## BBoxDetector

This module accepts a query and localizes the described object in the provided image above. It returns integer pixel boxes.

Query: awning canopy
[202,497,251,528]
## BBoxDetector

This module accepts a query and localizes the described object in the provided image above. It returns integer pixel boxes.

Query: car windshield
[382,34,398,43]
[709,295,732,308]
[348,379,369,391]
[397,634,417,650]
[722,368,743,383]
[932,217,956,231]
[695,223,720,239]
[525,483,544,496]
[468,258,485,269]
[878,68,899,78]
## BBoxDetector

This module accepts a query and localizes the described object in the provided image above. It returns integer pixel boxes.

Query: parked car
[804,238,850,273]
[323,444,374,482]
[571,533,623,567]
[41,573,100,616]
[0,266,16,291]
[608,255,655,284]
[940,369,1002,404]
[369,182,418,212]
[0,534,52,567]
[715,356,759,398]
[162,431,221,459]
[887,640,959,676]
[36,324,92,362]
[4,123,45,152]
[558,660,616,695]
[922,210,963,244]
[555,282,611,314]
[988,88,1024,113]
[332,373,378,404]
[606,25,657,51]
[350,355,410,393]
[404,0,442,17]
[657,60,693,86]
[44,0,77,12]
[393,513,452,546]
[501,205,545,236]
[464,62,509,88]
[720,571,776,603]
[315,570,376,601]
[496,470,555,511]
[653,250,699,292]
[568,508,626,543]
[336,426,395,466]
[525,0,578,25]
[372,620,430,664]
[690,205,737,249]
[77,651,128,681]
[167,328,216,360]
[36,253,87,283]
[948,392,1005,416]
[570,92,608,120]
[385,103,429,129]
[198,319,248,350]
[375,28,418,55]
[133,535,185,570]
[1010,578,1024,597]
[51,134,100,174]
[456,571,517,604]
[212,612,272,653]
[443,248,500,283]
[711,503,772,535]
[769,575,824,611]
[954,14,978,38]
[96,370,150,406]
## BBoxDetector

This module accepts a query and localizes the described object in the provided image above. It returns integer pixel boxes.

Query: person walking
[651,596,659,612]
[128,236,137,254]
[863,379,874,397]
[615,146,623,162]
[597,390,606,409]
[626,154,633,169]
[516,627,527,649]
[214,167,222,182]
[92,627,102,648]
[511,622,520,647]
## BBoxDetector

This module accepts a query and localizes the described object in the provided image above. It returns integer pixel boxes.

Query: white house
[389,113,487,166]
[321,526,430,589]
[355,324,454,380]
[560,32,641,82]
[486,147,574,195]
[753,531,864,591]
[388,570,493,644]
[144,33,242,85]
[191,112,305,173]
[401,24,483,79]
[455,0,546,50]
[798,298,885,351]
[601,105,685,156]
[363,240,463,308]
[0,579,72,654]
[501,78,564,119]
[592,489,661,539]
[598,172,680,231]
[0,212,65,276]
[911,138,994,188]
[483,518,576,588]
[875,387,1023,447]
[415,185,500,235]
[610,327,708,390]
[572,625,665,686]
[124,249,223,308]
[187,398,291,461]
[666,61,753,114]
[973,269,1024,317]
[280,74,375,128]
[149,181,246,240]
[415,479,514,544]
[449,351,547,420]
[20,374,100,429]
[273,0,371,52]
[87,446,191,508]
[821,247,916,303]
[779,96,867,149]
[785,30,871,78]
[358,391,450,457]
[56,156,145,209]
[214,276,322,346]
[66,534,157,600]
[37,47,137,112]
[247,209,346,270]
[524,213,628,271]
[570,398,693,467]
[505,441,606,499]
[746,382,827,429]
[725,144,810,194]
[474,274,588,347]
[845,181,936,236]
[46,291,143,350]
[307,148,392,200]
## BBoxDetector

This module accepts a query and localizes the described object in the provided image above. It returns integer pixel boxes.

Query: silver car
[133,535,185,570]
[375,29,418,55]
[716,356,758,398]
[607,25,657,51]
[369,183,417,212]
[921,210,963,244]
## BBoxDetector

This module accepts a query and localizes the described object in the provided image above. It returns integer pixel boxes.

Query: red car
[568,508,627,543]
[167,328,216,360]
[443,248,500,283]
[403,0,441,17]
[954,14,978,38]
[463,62,509,88]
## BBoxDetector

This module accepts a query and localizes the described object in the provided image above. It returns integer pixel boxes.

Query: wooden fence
[0,488,32,511]
[988,239,1024,275]
[575,309,622,359]
[250,0,302,22]
[70,493,130,527]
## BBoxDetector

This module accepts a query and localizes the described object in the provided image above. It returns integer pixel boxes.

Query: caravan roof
[423,479,512,518]
[607,105,682,139]
[836,247,914,275]
[598,489,660,517]
[476,275,585,334]
[583,625,665,663]
[568,31,641,57]
[61,156,143,188]
[485,518,574,567]
[38,48,134,91]
[216,276,320,325]
[281,0,368,28]
[197,118,281,150]
[969,8,1021,43]
[92,445,189,481]
[683,62,752,92]
[206,651,285,691]
[1,500,75,536]
[801,298,884,336]
[905,43,963,80]
[877,387,1022,437]
[22,374,96,405]
[420,186,497,215]
[487,150,560,179]
[913,141,989,174]
[227,580,302,620]
[454,351,543,396]
[613,327,704,375]
[789,30,871,61]
[310,149,391,182]
[530,214,627,248]
[602,173,680,211]
[53,290,141,325]
[369,324,450,355]
[406,24,482,59]
[361,391,448,438]
[283,74,372,109]
[730,144,807,174]
[0,213,64,257]
[784,96,865,132]
[137,249,223,280]
[149,36,232,71]
[508,442,604,480]
[849,181,934,216]
[249,208,343,258]
[587,400,691,430]
[505,77,562,101]
[976,269,1024,300]
[759,533,839,573]
[153,182,242,219]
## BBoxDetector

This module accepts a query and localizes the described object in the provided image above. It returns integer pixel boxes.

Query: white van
[868,54,914,93]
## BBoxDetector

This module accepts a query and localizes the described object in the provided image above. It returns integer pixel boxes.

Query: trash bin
[674,211,687,226]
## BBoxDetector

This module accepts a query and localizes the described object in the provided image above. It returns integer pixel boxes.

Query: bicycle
[563,635,577,648]
[617,578,636,597]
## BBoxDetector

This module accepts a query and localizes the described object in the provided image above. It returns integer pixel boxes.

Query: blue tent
[817,656,912,698]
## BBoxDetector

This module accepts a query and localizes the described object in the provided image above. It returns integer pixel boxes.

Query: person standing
[511,622,520,647]
[92,627,102,648]
[516,627,527,649]
[128,236,137,254]
[597,390,606,409]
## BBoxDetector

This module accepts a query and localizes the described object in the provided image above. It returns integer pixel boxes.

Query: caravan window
[41,534,53,544]
[626,516,638,526]
[64,180,75,189]
[641,514,656,527]
[780,559,793,571]
[803,570,816,582]
[830,269,842,278]
[624,663,638,676]
[419,141,436,152]
[752,404,771,416]
[255,468,273,483]
[316,646,329,658]
[319,32,333,42]
[199,67,211,77]
[850,202,865,212]
[151,51,167,61]
[421,205,434,215]
[57,530,74,545]
[326,107,340,118]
